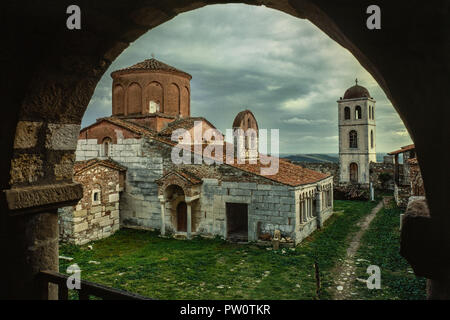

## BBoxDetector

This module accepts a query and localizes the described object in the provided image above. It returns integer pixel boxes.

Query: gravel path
[330,200,385,300]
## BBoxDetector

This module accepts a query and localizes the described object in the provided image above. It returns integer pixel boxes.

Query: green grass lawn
[353,201,427,300]
[59,200,377,300]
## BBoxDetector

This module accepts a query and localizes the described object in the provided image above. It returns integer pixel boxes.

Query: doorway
[177,201,187,232]
[226,203,248,241]
[350,162,358,183]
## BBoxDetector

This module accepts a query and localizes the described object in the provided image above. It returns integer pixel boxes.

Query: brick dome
[343,83,371,99]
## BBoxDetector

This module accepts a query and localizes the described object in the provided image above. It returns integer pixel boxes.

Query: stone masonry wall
[58,164,122,245]
[369,162,395,190]
[76,134,334,243]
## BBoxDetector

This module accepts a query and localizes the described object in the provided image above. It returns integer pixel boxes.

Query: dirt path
[329,199,386,300]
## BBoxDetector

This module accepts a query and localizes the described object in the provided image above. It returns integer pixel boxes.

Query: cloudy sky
[83,4,412,154]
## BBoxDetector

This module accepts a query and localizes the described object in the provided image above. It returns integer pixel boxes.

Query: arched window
[102,137,112,157]
[92,184,101,205]
[349,130,358,148]
[355,106,362,119]
[344,107,350,120]
[349,163,358,183]
[370,130,374,148]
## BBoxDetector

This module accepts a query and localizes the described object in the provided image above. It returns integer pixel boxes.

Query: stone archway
[2,1,450,299]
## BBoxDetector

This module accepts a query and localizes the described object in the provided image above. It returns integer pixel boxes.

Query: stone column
[186,201,192,240]
[0,211,59,300]
[331,186,334,210]
[158,195,166,236]
[316,192,322,228]
[1,182,83,300]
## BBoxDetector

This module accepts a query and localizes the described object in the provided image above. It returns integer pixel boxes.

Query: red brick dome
[343,82,371,99]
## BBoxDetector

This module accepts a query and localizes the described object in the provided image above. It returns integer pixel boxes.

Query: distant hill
[282,154,339,163]
[281,153,388,163]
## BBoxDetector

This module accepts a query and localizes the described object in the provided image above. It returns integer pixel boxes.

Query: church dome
[343,81,371,99]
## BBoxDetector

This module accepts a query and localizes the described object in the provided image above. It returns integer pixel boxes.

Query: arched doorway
[350,163,358,183]
[177,201,187,232]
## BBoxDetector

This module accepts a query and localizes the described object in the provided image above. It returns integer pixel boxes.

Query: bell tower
[338,80,376,185]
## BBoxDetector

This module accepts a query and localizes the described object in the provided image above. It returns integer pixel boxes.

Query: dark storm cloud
[82,4,412,153]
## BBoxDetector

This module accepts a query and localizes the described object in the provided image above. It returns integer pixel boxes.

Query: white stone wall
[294,176,334,244]
[75,139,101,160]
[76,137,164,230]
[190,180,296,241]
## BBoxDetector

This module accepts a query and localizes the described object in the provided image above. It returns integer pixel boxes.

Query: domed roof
[343,80,371,99]
[232,109,258,129]
[111,58,192,79]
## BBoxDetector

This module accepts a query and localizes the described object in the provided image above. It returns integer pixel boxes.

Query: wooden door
[177,201,187,232]
[350,163,358,183]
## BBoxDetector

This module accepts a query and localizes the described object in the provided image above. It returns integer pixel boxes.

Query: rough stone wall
[369,162,395,190]
[409,162,425,197]
[58,164,122,245]
[394,183,410,209]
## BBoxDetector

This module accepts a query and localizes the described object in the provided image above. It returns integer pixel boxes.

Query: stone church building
[60,58,334,245]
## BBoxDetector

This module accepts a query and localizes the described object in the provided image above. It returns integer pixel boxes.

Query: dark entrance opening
[177,201,187,232]
[350,162,358,183]
[226,203,248,242]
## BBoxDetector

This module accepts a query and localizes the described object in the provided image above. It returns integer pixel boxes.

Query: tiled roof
[74,158,127,175]
[79,118,330,187]
[156,169,203,185]
[232,110,258,129]
[165,142,330,186]
[388,144,415,155]
[229,155,330,187]
[111,58,192,79]
[105,117,156,136]
[158,117,220,137]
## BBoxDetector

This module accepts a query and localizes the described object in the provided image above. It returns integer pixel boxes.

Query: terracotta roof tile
[388,144,415,155]
[74,158,127,175]
[111,58,192,79]
[158,117,220,137]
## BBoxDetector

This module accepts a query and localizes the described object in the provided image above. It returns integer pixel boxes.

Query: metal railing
[37,270,152,300]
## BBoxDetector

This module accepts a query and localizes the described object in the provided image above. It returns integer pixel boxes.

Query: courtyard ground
[59,199,425,300]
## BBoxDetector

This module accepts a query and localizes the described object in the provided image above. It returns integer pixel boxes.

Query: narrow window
[370,130,374,148]
[372,106,375,119]
[355,106,362,119]
[344,107,350,120]
[349,130,358,148]
[102,137,112,157]
[92,187,101,205]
